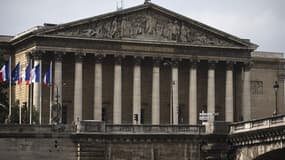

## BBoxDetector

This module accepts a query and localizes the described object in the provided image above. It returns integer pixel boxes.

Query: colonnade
[32,53,252,125]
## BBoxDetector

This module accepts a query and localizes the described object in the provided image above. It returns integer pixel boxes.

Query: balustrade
[78,121,205,134]
[230,114,285,134]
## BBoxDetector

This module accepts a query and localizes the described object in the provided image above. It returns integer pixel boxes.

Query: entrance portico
[27,49,251,125]
[11,2,257,125]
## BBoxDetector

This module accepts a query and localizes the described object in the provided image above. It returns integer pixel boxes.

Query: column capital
[162,59,179,68]
[26,52,33,60]
[208,61,216,70]
[75,53,84,62]
[243,62,253,71]
[54,52,63,61]
[94,54,104,63]
[133,56,143,65]
[152,57,161,67]
[171,59,179,68]
[190,60,198,69]
[114,55,123,64]
[226,61,234,70]
[32,50,43,60]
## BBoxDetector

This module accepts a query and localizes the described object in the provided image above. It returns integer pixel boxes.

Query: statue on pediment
[49,10,239,47]
[171,20,180,41]
[180,23,189,42]
[155,23,163,37]
[145,14,156,35]
[121,17,129,37]
[81,29,96,37]
[104,21,112,38]
[133,16,144,35]
[111,18,119,38]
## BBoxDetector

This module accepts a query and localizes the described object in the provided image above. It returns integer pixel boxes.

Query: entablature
[28,45,251,64]
[12,34,252,63]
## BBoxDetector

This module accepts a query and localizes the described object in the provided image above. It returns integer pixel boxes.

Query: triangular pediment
[41,2,257,49]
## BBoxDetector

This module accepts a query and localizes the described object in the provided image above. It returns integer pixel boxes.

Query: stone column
[225,62,234,122]
[32,52,42,124]
[242,63,251,121]
[74,54,83,124]
[133,57,142,125]
[171,60,179,125]
[54,52,63,123]
[207,61,215,120]
[189,61,197,125]
[94,55,103,121]
[152,58,160,125]
[113,56,123,124]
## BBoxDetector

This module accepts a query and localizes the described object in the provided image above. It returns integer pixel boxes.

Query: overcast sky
[0,0,284,54]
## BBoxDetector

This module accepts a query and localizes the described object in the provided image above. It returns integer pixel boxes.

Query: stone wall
[0,125,77,160]
[251,59,285,119]
[234,141,285,160]
[0,124,233,160]
[77,135,202,160]
[107,143,200,160]
[0,133,204,160]
[0,137,76,160]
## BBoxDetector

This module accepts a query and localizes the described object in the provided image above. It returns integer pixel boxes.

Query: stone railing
[78,120,205,135]
[0,124,74,135]
[0,124,53,133]
[230,114,285,134]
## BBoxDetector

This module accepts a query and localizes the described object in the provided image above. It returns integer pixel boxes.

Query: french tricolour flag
[20,63,31,85]
[11,62,20,84]
[30,64,40,83]
[43,63,51,86]
[0,61,9,83]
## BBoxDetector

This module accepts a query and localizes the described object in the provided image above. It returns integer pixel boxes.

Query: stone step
[79,143,106,159]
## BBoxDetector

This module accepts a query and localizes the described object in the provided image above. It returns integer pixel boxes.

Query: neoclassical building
[0,2,284,125]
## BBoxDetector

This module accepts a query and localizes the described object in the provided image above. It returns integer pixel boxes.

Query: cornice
[35,35,255,51]
[229,125,285,147]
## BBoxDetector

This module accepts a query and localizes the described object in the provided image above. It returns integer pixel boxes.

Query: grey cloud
[0,0,284,53]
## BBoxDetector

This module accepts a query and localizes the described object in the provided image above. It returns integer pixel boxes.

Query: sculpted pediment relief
[46,9,244,48]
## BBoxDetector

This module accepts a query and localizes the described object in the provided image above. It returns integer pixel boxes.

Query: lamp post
[273,81,279,116]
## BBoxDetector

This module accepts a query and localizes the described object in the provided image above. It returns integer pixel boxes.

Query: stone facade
[250,51,285,119]
[1,2,285,160]
[0,2,284,126]
[0,138,76,160]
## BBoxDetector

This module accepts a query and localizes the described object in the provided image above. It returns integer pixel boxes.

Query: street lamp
[273,81,279,116]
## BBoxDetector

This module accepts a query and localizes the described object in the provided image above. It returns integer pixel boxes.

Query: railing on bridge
[230,114,285,134]
[78,120,205,135]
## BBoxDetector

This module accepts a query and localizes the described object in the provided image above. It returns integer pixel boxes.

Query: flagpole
[18,63,22,125]
[39,60,42,125]
[49,61,53,125]
[8,56,11,122]
[19,104,22,124]
[29,83,32,124]
[19,81,22,125]
[29,59,32,125]
[25,81,28,124]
